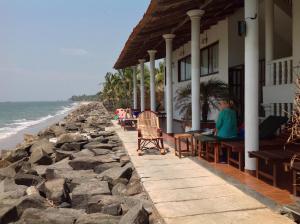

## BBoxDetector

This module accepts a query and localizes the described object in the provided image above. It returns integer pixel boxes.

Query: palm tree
[175,78,230,122]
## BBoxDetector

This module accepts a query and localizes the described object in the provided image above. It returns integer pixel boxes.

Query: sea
[0,101,78,150]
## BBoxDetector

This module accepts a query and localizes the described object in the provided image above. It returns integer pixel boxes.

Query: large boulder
[125,179,143,196]
[72,149,95,158]
[111,183,127,196]
[71,180,111,209]
[54,150,75,162]
[56,133,87,146]
[119,202,149,224]
[0,158,27,180]
[2,148,28,163]
[30,139,55,155]
[0,179,27,200]
[14,173,43,186]
[38,124,66,138]
[42,178,70,205]
[83,142,116,150]
[75,213,120,224]
[69,155,117,170]
[93,162,121,174]
[29,147,52,165]
[60,142,82,151]
[90,148,112,156]
[99,163,133,185]
[16,208,84,224]
[87,195,122,216]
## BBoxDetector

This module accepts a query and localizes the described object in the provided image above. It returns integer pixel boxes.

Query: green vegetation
[100,62,165,111]
[69,93,100,102]
[175,78,230,122]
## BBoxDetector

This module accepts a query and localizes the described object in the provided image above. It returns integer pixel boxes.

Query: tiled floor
[111,121,295,224]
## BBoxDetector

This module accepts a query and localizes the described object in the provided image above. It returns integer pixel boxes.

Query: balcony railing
[270,57,293,86]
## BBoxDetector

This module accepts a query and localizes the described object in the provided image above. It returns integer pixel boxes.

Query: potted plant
[175,78,230,130]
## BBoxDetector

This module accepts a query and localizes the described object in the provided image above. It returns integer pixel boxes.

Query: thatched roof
[114,0,243,69]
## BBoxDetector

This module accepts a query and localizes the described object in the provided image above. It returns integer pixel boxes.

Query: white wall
[171,19,229,121]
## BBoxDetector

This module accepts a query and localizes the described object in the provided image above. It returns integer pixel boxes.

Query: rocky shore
[0,102,159,224]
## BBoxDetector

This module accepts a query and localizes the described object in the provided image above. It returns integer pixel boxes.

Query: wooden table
[174,133,194,158]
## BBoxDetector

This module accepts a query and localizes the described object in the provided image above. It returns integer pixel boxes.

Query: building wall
[170,0,293,122]
[171,19,229,121]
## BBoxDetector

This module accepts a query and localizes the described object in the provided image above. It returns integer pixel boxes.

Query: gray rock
[75,213,120,224]
[119,202,149,224]
[0,179,27,200]
[90,148,112,155]
[121,193,153,215]
[87,195,122,215]
[29,147,52,165]
[125,179,143,196]
[42,178,70,204]
[60,142,82,151]
[56,133,87,146]
[16,207,84,224]
[93,162,121,174]
[111,183,127,196]
[83,142,116,150]
[72,149,95,158]
[65,123,79,131]
[71,180,111,209]
[120,155,130,166]
[69,155,117,170]
[2,148,28,163]
[99,163,133,185]
[39,124,66,138]
[14,195,48,217]
[55,149,75,162]
[14,173,43,186]
[0,158,27,180]
[30,139,55,155]
[0,204,18,224]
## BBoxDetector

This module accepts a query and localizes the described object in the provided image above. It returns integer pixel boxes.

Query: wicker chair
[137,111,165,155]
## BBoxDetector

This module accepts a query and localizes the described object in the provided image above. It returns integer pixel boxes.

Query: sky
[0,0,149,102]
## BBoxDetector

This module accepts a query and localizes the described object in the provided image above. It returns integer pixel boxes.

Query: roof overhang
[114,0,244,69]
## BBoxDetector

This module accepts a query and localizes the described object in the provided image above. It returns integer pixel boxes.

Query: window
[200,42,219,76]
[178,55,191,82]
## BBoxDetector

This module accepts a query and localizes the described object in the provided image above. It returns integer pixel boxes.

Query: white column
[139,59,146,111]
[148,50,157,112]
[265,0,274,86]
[187,9,205,131]
[245,0,259,171]
[163,34,175,134]
[132,66,137,110]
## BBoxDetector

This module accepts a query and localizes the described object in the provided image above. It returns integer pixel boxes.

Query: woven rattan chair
[137,111,165,155]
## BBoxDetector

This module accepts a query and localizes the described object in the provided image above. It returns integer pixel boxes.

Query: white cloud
[60,48,88,56]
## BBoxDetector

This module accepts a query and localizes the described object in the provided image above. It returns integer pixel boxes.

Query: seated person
[215,100,238,162]
[215,100,238,139]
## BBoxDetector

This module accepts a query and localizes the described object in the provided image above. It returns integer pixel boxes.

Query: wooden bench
[221,137,288,171]
[194,134,221,163]
[249,149,296,187]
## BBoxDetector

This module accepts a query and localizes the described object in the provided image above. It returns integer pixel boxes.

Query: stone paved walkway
[111,122,294,224]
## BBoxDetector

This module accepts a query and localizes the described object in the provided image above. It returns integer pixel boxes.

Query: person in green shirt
[215,100,238,139]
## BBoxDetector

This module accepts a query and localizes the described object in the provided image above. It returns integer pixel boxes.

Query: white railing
[270,57,293,86]
[272,102,293,117]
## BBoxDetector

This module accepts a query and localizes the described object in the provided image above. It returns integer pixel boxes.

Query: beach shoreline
[0,102,84,150]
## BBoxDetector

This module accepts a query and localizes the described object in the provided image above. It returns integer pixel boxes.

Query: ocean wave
[0,103,78,140]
